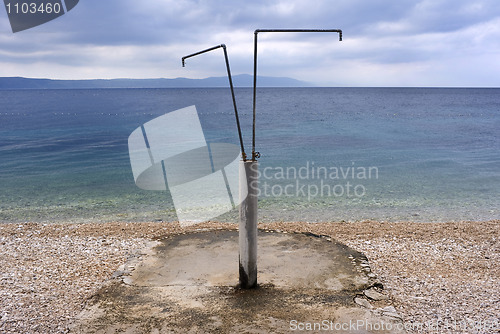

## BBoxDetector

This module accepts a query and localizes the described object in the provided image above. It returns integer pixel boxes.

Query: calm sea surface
[0,87,499,223]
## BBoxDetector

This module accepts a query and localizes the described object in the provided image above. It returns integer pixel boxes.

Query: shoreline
[1,220,498,333]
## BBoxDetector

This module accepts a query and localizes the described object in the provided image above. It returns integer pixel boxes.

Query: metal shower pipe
[182,44,247,161]
[251,29,343,161]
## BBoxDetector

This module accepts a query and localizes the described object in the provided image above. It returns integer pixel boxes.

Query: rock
[383,312,402,320]
[381,306,397,313]
[122,277,133,285]
[354,296,373,309]
[374,306,403,320]
[364,287,389,301]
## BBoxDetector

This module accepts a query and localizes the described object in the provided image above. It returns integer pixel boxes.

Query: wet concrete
[71,230,406,333]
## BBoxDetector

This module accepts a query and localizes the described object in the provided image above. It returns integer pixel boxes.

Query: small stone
[122,277,134,285]
[111,270,128,278]
[364,288,389,301]
[354,297,373,309]
[383,312,402,320]
[381,306,397,313]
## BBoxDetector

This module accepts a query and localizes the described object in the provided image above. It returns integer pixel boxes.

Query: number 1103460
[5,2,62,15]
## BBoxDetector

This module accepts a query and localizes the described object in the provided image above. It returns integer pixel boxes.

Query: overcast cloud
[1,0,499,86]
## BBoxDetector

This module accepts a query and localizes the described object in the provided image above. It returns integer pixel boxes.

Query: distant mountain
[0,74,312,89]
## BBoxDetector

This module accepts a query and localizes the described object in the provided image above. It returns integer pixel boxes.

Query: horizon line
[0,76,498,89]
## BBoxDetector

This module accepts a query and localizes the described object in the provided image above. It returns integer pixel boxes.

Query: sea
[0,87,499,223]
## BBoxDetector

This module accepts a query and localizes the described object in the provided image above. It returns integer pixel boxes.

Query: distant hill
[0,74,312,89]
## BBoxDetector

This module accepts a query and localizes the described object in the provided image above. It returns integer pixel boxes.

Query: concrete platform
[71,230,406,333]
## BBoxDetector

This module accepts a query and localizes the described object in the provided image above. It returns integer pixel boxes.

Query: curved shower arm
[251,29,343,161]
[182,44,247,161]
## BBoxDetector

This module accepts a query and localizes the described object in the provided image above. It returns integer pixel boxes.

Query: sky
[1,0,499,87]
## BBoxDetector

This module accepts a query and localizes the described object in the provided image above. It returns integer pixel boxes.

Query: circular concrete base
[71,230,406,333]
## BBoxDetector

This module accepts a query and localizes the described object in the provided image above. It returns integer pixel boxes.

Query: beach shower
[179,29,342,289]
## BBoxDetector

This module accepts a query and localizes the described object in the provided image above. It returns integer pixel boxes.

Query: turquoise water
[0,88,499,223]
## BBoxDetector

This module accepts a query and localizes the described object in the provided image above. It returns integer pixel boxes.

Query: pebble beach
[0,220,498,333]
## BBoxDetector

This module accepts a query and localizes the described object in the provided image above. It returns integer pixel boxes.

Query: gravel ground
[0,220,498,333]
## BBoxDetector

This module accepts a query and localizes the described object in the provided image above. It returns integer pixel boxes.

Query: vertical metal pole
[239,160,258,288]
[240,31,260,288]
[251,32,259,161]
[182,44,258,288]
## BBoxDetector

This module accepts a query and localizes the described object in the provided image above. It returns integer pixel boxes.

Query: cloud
[0,0,499,86]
